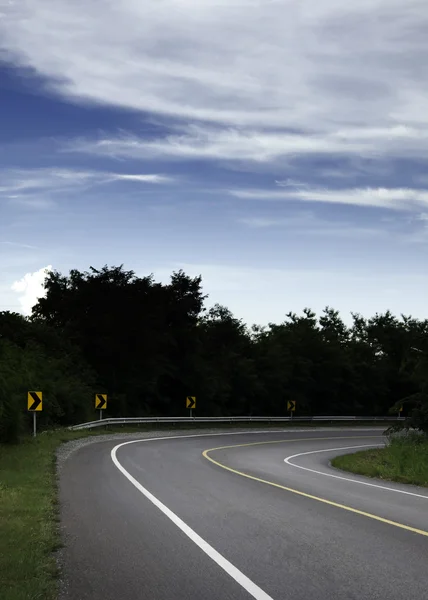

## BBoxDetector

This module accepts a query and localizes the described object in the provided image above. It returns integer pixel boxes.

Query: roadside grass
[0,426,158,600]
[0,419,395,600]
[332,432,428,487]
[0,429,102,600]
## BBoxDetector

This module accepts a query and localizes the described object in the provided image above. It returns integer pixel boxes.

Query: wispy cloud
[1,241,38,249]
[238,213,385,238]
[1,0,427,135]
[229,186,428,210]
[274,179,312,190]
[111,174,170,183]
[64,122,428,164]
[64,126,367,162]
[5,195,57,210]
[0,168,173,193]
[0,168,174,209]
[238,207,428,246]
[1,0,426,166]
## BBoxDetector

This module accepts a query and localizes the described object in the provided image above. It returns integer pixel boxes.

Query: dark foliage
[1,265,427,442]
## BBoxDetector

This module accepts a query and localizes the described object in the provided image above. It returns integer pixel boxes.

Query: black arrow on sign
[187,397,195,409]
[29,392,42,411]
[96,394,107,409]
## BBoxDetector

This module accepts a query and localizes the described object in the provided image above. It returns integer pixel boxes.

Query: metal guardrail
[69,415,405,431]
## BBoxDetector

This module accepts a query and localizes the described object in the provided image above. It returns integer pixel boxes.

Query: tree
[31,265,207,417]
[0,312,94,442]
[2,263,428,442]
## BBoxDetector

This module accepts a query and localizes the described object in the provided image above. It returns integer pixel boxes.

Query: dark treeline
[1,265,427,443]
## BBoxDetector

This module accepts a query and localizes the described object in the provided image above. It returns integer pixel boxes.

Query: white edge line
[284,445,428,499]
[111,435,275,600]
[109,429,386,600]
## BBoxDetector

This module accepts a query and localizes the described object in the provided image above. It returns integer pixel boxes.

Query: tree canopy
[1,264,427,443]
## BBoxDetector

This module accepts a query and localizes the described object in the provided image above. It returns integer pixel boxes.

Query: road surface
[58,428,428,599]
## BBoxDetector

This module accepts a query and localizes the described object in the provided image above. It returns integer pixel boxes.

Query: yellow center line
[202,436,428,538]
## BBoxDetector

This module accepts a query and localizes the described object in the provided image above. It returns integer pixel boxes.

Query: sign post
[287,400,296,418]
[398,406,403,418]
[95,394,107,420]
[186,396,196,418]
[28,391,43,437]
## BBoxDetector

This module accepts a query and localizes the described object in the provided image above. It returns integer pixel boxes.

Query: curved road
[59,428,428,599]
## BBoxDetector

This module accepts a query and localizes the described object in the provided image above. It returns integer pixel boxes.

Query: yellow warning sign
[28,391,43,411]
[287,400,296,412]
[186,396,196,409]
[95,394,107,410]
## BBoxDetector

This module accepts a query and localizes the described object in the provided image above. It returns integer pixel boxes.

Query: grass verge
[0,419,395,599]
[331,432,428,487]
[0,429,109,600]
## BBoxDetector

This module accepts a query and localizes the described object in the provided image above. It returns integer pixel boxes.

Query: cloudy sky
[1,0,428,325]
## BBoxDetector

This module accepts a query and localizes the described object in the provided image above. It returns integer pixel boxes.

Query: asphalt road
[58,428,428,600]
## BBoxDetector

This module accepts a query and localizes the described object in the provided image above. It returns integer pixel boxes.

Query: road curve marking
[112,439,275,600]
[201,435,383,452]
[202,438,428,538]
[110,432,381,599]
[285,444,428,499]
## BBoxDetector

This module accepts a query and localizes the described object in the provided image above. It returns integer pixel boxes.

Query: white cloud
[229,186,428,210]
[274,179,312,190]
[239,217,287,228]
[1,0,428,162]
[0,241,38,250]
[65,126,366,162]
[64,123,428,163]
[0,169,92,194]
[237,207,428,246]
[11,265,52,315]
[0,168,174,208]
[238,214,385,238]
[110,174,171,183]
[7,195,57,210]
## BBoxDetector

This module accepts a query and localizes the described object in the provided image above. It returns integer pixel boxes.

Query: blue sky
[1,0,428,326]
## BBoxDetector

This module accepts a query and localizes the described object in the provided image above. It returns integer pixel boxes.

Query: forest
[1,264,427,443]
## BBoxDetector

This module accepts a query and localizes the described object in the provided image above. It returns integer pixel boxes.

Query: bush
[0,315,95,443]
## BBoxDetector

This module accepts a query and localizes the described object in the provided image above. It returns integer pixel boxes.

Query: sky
[1,0,428,327]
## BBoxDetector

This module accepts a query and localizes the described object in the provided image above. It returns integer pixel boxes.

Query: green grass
[0,419,398,599]
[332,432,428,487]
[0,426,157,600]
[0,429,100,600]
